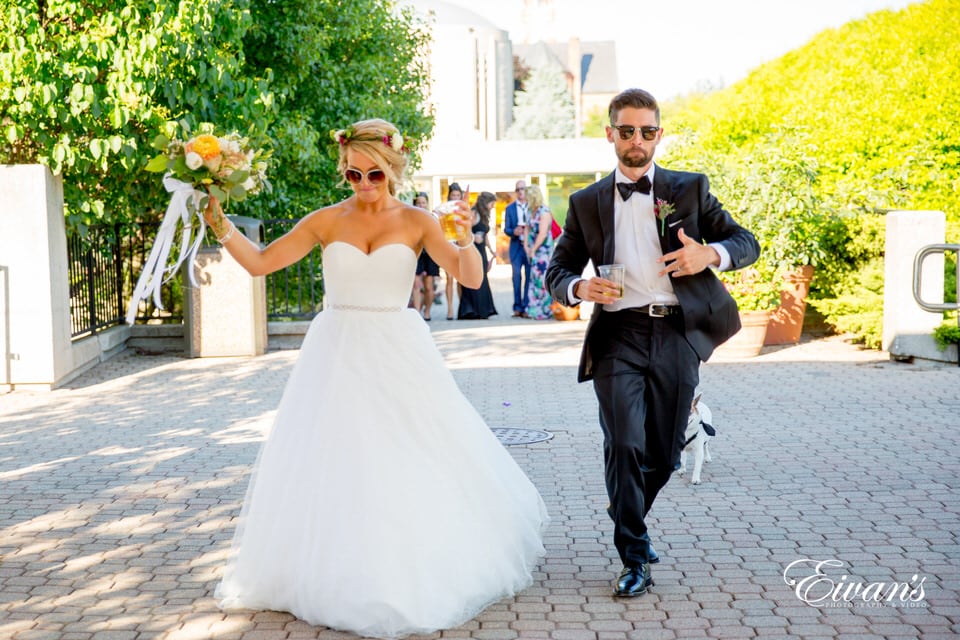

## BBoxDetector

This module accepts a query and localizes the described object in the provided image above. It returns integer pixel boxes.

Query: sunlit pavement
[1,263,958,639]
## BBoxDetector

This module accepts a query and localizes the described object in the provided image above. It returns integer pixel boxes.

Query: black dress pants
[590,308,700,567]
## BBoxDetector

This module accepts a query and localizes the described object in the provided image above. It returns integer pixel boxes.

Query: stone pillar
[883,210,945,360]
[184,246,267,357]
[0,165,72,390]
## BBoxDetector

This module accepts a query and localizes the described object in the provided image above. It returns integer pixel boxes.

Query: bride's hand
[203,193,222,225]
[203,193,233,241]
[453,186,472,241]
[454,200,473,241]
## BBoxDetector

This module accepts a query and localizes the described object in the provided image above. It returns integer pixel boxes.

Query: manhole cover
[491,427,554,446]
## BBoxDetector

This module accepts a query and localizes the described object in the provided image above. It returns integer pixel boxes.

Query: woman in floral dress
[523,184,555,320]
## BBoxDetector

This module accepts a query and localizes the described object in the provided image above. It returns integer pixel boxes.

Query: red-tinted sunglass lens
[344,169,386,184]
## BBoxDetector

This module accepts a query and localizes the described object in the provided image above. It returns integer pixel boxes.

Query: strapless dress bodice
[322,242,416,310]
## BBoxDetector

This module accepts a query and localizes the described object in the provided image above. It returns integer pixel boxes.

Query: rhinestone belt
[329,304,405,312]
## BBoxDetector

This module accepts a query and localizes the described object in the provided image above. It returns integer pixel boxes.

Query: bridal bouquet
[125,124,271,324]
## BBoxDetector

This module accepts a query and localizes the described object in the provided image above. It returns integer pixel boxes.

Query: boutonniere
[654,199,675,236]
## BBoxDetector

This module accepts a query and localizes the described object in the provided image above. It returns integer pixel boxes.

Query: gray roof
[519,41,565,71]
[514,40,619,94]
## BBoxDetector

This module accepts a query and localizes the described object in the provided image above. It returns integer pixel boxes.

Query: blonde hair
[525,184,544,212]
[335,118,408,196]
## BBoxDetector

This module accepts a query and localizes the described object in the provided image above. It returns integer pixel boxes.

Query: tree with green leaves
[0,0,434,230]
[240,0,434,218]
[0,0,271,231]
[506,62,575,140]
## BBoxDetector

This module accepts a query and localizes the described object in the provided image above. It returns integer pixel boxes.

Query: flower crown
[330,126,408,153]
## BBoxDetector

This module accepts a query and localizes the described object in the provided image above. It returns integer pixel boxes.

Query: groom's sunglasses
[344,168,387,185]
[612,125,660,141]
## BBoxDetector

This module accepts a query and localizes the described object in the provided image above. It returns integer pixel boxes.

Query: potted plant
[711,132,834,345]
[716,267,780,357]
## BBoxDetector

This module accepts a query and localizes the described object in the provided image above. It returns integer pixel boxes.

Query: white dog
[678,395,716,485]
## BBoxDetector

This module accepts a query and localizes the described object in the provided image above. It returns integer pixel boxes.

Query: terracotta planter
[716,310,770,358]
[551,301,580,321]
[765,265,815,346]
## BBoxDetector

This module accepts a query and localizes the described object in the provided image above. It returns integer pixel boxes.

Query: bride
[205,118,548,638]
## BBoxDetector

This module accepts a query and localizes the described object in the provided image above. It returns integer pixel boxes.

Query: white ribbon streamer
[125,174,207,324]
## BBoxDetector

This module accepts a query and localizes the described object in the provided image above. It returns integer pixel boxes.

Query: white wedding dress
[216,242,548,638]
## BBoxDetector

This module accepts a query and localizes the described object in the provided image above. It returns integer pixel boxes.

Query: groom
[546,88,760,597]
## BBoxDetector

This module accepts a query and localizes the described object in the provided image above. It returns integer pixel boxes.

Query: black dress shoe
[648,544,660,564]
[614,564,654,597]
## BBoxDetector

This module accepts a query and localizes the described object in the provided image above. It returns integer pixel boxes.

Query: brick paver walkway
[1,265,957,639]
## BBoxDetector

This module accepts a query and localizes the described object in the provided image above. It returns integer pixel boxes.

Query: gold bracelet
[217,221,236,244]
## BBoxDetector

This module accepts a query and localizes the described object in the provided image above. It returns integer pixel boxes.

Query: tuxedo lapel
[652,165,674,207]
[653,167,676,255]
[596,173,617,264]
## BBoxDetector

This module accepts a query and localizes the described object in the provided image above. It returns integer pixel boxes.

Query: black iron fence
[67,224,125,339]
[263,219,324,321]
[67,220,324,339]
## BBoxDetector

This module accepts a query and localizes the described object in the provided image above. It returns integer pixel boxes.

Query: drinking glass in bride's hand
[435,201,461,241]
[435,200,472,243]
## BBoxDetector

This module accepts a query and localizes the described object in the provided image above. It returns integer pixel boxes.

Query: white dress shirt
[604,165,678,311]
[516,202,528,227]
[566,164,732,306]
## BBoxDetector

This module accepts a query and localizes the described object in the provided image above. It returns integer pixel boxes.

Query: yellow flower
[185,134,221,160]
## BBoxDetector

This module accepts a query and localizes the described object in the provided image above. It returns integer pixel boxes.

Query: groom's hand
[658,228,720,278]
[574,277,619,303]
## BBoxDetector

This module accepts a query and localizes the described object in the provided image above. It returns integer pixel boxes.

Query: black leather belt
[628,304,681,317]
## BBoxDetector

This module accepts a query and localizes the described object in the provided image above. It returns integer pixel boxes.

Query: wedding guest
[411,191,439,320]
[523,184,555,320]
[546,88,759,598]
[503,179,531,317]
[442,182,464,320]
[205,118,547,636]
[457,191,498,319]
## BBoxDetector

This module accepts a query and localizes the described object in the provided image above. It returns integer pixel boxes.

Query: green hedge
[660,0,959,347]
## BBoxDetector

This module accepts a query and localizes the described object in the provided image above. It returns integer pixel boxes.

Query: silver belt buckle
[648,304,666,317]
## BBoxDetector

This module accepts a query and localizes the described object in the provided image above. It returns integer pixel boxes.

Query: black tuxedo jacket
[545,166,761,381]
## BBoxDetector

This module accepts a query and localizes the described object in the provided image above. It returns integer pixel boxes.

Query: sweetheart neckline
[325,241,416,257]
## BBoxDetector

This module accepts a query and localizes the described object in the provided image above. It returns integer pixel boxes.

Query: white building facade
[407,0,617,225]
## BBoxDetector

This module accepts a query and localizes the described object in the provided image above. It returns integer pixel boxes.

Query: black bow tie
[617,175,651,200]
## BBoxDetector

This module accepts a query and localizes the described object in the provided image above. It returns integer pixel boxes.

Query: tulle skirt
[216,307,548,637]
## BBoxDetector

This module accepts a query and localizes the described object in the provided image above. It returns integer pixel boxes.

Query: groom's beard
[617,146,652,169]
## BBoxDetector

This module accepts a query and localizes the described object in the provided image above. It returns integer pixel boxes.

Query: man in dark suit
[545,88,760,598]
[503,179,531,317]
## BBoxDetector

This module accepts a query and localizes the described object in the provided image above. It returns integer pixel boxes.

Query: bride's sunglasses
[344,168,387,185]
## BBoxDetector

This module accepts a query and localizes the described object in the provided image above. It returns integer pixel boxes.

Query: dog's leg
[704,440,712,463]
[691,437,704,485]
[678,450,687,476]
